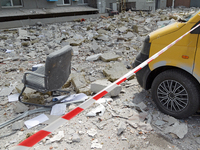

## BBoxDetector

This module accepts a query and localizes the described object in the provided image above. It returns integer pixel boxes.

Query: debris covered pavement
[0,7,200,150]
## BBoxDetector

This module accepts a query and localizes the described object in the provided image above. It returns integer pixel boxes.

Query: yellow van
[132,10,200,118]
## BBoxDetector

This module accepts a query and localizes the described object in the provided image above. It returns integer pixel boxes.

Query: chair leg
[18,86,71,107]
[18,85,26,103]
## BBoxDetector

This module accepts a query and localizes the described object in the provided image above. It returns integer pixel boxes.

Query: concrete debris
[0,87,14,97]
[71,73,88,93]
[0,7,199,150]
[86,54,102,61]
[86,104,105,117]
[135,102,148,111]
[87,128,97,137]
[72,133,81,143]
[118,26,128,33]
[12,120,24,130]
[100,52,120,62]
[13,102,29,113]
[50,131,65,142]
[117,122,126,135]
[91,139,103,149]
[155,120,166,126]
[164,122,188,139]
[162,115,179,126]
[90,79,122,97]
[103,62,134,82]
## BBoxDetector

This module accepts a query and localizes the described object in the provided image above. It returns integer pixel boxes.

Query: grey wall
[23,0,57,9]
[190,0,200,7]
[1,0,86,9]
[128,0,155,11]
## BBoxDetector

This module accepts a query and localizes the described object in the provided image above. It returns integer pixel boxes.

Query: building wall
[0,0,85,9]
[23,0,56,9]
[190,0,200,7]
[167,0,191,8]
[128,0,155,11]
[88,0,97,8]
[159,0,167,9]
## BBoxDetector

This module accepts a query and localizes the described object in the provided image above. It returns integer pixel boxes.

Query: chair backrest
[45,45,72,91]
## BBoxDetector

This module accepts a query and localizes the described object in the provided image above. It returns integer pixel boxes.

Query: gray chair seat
[24,66,45,91]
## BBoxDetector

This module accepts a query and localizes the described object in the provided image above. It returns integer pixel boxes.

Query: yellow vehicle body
[149,13,200,78]
[133,10,200,118]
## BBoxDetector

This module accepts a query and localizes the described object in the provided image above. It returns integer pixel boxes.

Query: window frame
[77,0,88,6]
[1,0,23,8]
[57,0,71,6]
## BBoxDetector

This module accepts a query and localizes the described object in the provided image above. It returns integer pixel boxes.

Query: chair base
[18,86,70,107]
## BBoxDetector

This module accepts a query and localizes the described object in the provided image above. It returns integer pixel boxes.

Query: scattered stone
[86,54,102,61]
[86,104,105,117]
[136,102,148,111]
[117,122,126,135]
[103,62,134,82]
[118,26,128,32]
[12,120,24,130]
[91,139,103,149]
[100,52,120,62]
[90,79,122,97]
[13,102,29,113]
[0,87,14,96]
[71,73,88,93]
[196,137,200,144]
[50,131,65,142]
[72,133,81,142]
[155,120,166,126]
[87,128,97,137]
[68,104,76,111]
[162,115,178,126]
[164,122,188,139]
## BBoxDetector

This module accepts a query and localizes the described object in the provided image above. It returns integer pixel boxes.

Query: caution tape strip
[10,23,200,150]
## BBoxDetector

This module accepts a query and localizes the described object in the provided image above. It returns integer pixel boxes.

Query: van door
[193,34,200,82]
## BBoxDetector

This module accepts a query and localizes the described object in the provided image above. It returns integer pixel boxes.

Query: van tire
[151,69,200,119]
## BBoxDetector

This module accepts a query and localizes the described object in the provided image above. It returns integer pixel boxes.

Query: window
[57,0,71,5]
[78,0,88,5]
[2,0,22,7]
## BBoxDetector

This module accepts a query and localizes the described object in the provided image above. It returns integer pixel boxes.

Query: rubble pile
[0,8,200,150]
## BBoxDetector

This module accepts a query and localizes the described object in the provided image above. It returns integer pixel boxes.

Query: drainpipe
[172,0,175,10]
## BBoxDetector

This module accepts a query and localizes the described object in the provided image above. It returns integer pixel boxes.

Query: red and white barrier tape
[10,23,200,150]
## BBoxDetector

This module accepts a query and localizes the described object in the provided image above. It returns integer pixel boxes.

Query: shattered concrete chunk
[100,52,120,62]
[103,62,134,82]
[0,87,14,96]
[162,115,178,126]
[87,128,97,137]
[72,133,80,142]
[117,122,126,135]
[50,131,65,142]
[91,79,122,97]
[118,26,128,32]
[91,139,103,149]
[65,38,85,46]
[71,73,88,93]
[155,120,166,126]
[164,122,188,139]
[86,104,105,117]
[13,102,29,113]
[12,120,24,130]
[86,54,102,61]
[97,34,109,41]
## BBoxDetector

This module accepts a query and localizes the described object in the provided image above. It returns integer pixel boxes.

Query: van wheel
[151,69,200,119]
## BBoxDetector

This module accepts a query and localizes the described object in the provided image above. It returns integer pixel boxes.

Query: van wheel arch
[146,66,200,90]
